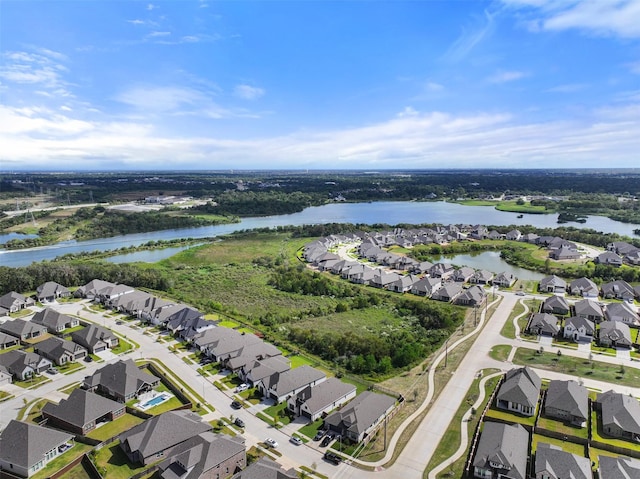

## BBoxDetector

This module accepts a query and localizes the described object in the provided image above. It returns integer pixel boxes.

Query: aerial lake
[2,201,638,267]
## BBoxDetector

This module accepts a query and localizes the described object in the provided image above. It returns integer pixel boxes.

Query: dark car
[84,356,93,362]
[320,436,332,447]
[324,452,342,465]
[231,400,242,410]
[313,431,325,441]
[234,417,245,428]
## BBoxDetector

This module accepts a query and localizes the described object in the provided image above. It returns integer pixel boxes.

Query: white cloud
[502,0,640,38]
[127,19,145,25]
[444,8,500,62]
[0,50,69,91]
[425,82,444,92]
[545,83,588,93]
[488,70,528,83]
[148,31,171,37]
[234,84,265,100]
[147,3,156,11]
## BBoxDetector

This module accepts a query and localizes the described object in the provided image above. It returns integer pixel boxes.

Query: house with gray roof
[258,365,326,403]
[168,316,215,341]
[548,246,581,260]
[82,358,160,402]
[574,299,604,323]
[596,251,623,267]
[506,229,521,241]
[389,274,419,293]
[472,421,528,479]
[240,355,291,386]
[428,263,455,280]
[470,270,494,285]
[492,272,516,288]
[150,304,203,328]
[527,313,560,337]
[119,410,213,465]
[0,332,19,350]
[324,391,396,443]
[431,283,463,303]
[31,308,79,334]
[452,266,475,283]
[0,350,51,380]
[0,420,73,478]
[544,380,588,426]
[410,276,441,297]
[74,279,115,299]
[194,328,264,364]
[563,316,595,343]
[0,368,11,387]
[534,443,591,479]
[599,321,632,348]
[42,389,125,435]
[568,277,599,298]
[604,302,639,326]
[34,337,87,366]
[0,292,35,313]
[455,285,487,307]
[0,319,47,341]
[231,457,297,479]
[598,455,640,479]
[35,282,71,303]
[287,377,357,421]
[542,295,570,316]
[226,342,283,373]
[97,284,136,306]
[601,280,635,301]
[607,241,638,256]
[157,432,246,479]
[496,367,541,416]
[539,275,566,294]
[71,324,119,353]
[595,390,640,442]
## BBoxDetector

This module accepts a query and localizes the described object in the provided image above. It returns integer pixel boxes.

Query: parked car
[84,356,93,362]
[265,438,278,448]
[324,452,342,465]
[320,436,332,447]
[234,417,245,428]
[516,291,526,296]
[46,368,58,375]
[231,400,242,410]
[290,436,303,446]
[313,431,325,441]
[235,383,249,393]
[116,320,123,325]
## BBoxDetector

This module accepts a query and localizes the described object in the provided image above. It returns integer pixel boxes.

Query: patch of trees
[194,191,325,216]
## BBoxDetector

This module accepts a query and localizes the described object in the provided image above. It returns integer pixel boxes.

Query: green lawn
[591,411,640,453]
[298,418,324,440]
[217,319,239,328]
[288,354,316,369]
[263,401,292,425]
[31,444,94,479]
[58,361,85,375]
[111,337,135,355]
[14,375,51,389]
[488,345,512,362]
[532,434,586,457]
[495,200,549,214]
[485,405,537,428]
[92,441,149,479]
[55,461,92,479]
[500,300,525,339]
[537,415,589,440]
[86,414,145,441]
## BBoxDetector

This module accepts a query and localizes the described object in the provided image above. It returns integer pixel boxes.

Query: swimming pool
[137,392,171,410]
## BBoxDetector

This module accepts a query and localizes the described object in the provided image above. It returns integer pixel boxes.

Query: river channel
[1,201,638,268]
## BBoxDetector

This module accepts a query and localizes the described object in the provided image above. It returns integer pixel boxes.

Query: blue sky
[1,0,639,170]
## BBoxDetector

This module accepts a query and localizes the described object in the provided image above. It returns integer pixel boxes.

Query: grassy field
[488,345,512,362]
[500,300,525,339]
[537,415,589,440]
[92,441,149,479]
[532,434,586,456]
[32,444,94,479]
[485,404,537,427]
[495,200,549,214]
[86,414,145,441]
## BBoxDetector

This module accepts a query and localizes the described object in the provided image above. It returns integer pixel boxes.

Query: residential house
[324,391,396,443]
[287,377,357,421]
[428,263,455,280]
[0,420,73,478]
[455,285,486,307]
[506,229,522,241]
[0,292,35,313]
[167,316,215,341]
[599,321,632,348]
[472,421,528,479]
[410,277,441,297]
[82,359,160,402]
[604,302,640,327]
[119,411,213,465]
[568,277,599,298]
[496,367,541,416]
[595,251,623,267]
[71,324,119,353]
[527,313,560,337]
[412,261,434,274]
[31,308,79,334]
[541,295,570,316]
[534,443,591,479]
[73,279,116,299]
[470,270,494,285]
[231,457,297,479]
[0,368,12,387]
[521,233,539,243]
[563,317,595,343]
[598,456,640,479]
[389,274,419,293]
[240,355,291,386]
[548,246,581,260]
[350,267,376,285]
[41,389,125,435]
[601,280,635,301]
[148,304,203,328]
[225,342,283,375]
[35,282,71,303]
[0,350,52,380]
[34,337,87,366]
[595,390,640,442]
[625,249,640,266]
[544,380,588,427]
[194,328,264,364]
[431,283,463,303]
[574,299,604,323]
[370,270,401,289]
[0,319,47,341]
[156,432,246,479]
[452,267,475,283]
[0,332,19,350]
[492,272,516,288]
[606,241,638,256]
[258,365,326,403]
[96,284,136,307]
[539,275,566,294]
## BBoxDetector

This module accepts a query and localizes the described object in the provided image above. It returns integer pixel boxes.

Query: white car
[265,438,278,448]
[236,383,249,393]
[290,436,303,446]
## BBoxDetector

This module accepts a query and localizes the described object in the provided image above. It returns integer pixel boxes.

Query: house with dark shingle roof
[119,410,213,465]
[598,455,640,479]
[41,389,125,435]
[496,367,541,416]
[31,308,79,334]
[0,319,47,341]
[258,365,326,403]
[574,299,604,323]
[527,313,560,337]
[595,390,640,442]
[0,420,73,478]
[455,285,486,307]
[541,295,570,316]
[600,280,635,301]
[470,270,494,285]
[0,332,19,350]
[472,421,528,479]
[431,283,463,303]
[604,302,640,326]
[452,266,475,283]
[539,275,566,294]
[240,355,291,386]
[492,272,516,288]
[324,391,396,443]
[599,321,632,349]
[34,337,87,366]
[156,432,246,479]
[0,350,51,380]
[287,377,357,421]
[73,279,115,299]
[534,443,591,479]
[596,251,623,267]
[82,358,160,402]
[71,324,119,353]
[0,292,35,313]
[35,282,71,303]
[231,457,297,479]
[568,277,599,298]
[563,317,595,343]
[410,277,441,297]
[544,380,588,427]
